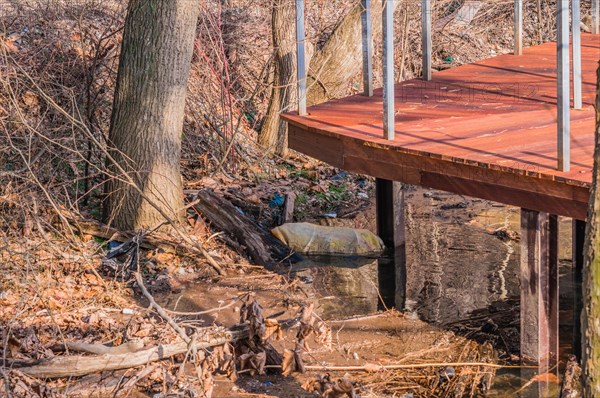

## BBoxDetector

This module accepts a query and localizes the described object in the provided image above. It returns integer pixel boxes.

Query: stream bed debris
[2,229,522,398]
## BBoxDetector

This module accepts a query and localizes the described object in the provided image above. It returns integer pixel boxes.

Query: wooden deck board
[282,34,600,219]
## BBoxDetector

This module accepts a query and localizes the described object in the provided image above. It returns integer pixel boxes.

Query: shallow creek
[159,187,577,397]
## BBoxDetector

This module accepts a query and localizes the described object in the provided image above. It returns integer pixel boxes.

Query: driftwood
[65,213,224,275]
[49,341,145,356]
[66,215,186,254]
[18,313,305,379]
[192,189,300,267]
[18,327,248,378]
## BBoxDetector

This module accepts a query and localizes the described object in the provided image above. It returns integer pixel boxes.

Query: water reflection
[291,255,381,318]
[290,197,577,397]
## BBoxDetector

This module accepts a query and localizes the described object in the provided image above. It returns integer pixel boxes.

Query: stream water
[291,188,577,397]
[159,188,578,397]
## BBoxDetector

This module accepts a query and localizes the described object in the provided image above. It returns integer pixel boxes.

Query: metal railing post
[572,0,582,110]
[361,0,373,96]
[295,0,307,116]
[557,0,570,171]
[382,0,395,140]
[514,0,523,55]
[422,0,432,81]
[593,0,600,34]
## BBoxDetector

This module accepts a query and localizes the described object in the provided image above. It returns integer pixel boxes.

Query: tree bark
[583,63,600,396]
[258,0,297,156]
[104,0,199,230]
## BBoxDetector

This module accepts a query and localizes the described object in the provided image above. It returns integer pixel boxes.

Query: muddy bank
[154,185,575,397]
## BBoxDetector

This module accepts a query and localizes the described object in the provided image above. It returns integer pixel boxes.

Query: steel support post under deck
[572,219,586,360]
[557,0,570,171]
[572,0,582,110]
[382,0,395,140]
[514,0,523,55]
[421,0,432,81]
[361,0,373,96]
[520,209,559,370]
[376,179,406,309]
[295,0,307,116]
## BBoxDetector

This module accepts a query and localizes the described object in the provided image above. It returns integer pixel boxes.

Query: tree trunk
[258,0,297,157]
[582,63,600,395]
[104,0,199,230]
[306,0,399,106]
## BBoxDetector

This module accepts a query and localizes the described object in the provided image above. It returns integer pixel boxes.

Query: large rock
[271,223,385,255]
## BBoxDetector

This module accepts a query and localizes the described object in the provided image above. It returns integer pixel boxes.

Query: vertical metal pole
[421,0,432,81]
[361,0,373,96]
[557,0,570,172]
[382,0,395,140]
[295,0,307,116]
[593,0,600,35]
[572,0,582,110]
[514,0,523,55]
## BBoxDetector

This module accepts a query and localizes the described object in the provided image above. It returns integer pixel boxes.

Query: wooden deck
[283,34,600,220]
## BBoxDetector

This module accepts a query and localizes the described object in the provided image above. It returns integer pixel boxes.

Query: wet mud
[159,186,577,397]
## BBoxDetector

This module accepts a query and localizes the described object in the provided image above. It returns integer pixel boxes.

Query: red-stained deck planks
[282,34,600,220]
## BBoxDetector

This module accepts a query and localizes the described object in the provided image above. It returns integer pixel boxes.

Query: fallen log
[64,213,225,275]
[18,327,248,379]
[65,215,184,254]
[191,189,301,267]
[49,340,145,356]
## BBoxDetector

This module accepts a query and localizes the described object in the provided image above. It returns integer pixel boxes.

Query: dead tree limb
[192,189,298,267]
[18,327,248,379]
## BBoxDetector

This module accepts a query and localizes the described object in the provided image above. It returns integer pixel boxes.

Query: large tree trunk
[258,0,297,156]
[104,0,199,230]
[583,64,600,395]
[258,1,399,156]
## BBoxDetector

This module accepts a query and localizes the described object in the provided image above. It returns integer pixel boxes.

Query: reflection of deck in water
[283,34,600,376]
[282,34,600,220]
